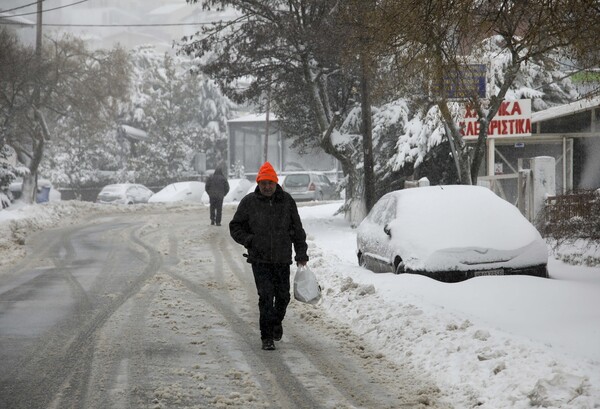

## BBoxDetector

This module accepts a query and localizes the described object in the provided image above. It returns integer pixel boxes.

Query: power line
[42,22,220,27]
[2,0,91,18]
[1,1,240,28]
[0,1,40,13]
[0,21,229,28]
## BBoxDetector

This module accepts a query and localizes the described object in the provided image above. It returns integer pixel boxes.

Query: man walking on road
[205,167,230,226]
[229,162,309,351]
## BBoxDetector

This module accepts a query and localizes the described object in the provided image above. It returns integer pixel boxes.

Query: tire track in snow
[0,218,163,409]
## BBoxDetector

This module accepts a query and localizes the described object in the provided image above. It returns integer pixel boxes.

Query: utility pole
[34,0,42,105]
[26,0,43,203]
[36,0,42,60]
[263,78,271,163]
[359,0,376,213]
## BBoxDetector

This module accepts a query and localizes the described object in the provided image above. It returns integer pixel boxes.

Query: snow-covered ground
[1,200,599,408]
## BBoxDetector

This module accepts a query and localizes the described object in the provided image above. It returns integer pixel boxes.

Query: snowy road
[0,207,443,409]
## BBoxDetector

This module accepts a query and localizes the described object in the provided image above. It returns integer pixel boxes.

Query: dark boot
[261,339,275,350]
[273,323,283,341]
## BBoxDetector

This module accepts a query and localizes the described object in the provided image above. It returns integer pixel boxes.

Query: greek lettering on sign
[459,100,532,138]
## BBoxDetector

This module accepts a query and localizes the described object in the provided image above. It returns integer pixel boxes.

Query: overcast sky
[1,0,238,51]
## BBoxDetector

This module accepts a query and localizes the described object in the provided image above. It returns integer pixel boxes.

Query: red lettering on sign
[461,100,531,138]
[465,106,477,118]
[467,121,476,136]
[511,102,522,115]
[497,101,522,117]
[498,101,509,116]
[516,119,525,133]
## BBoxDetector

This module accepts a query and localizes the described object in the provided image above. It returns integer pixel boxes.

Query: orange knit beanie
[256,161,278,183]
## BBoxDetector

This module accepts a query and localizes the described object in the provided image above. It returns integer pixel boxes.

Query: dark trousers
[251,263,291,340]
[209,197,224,224]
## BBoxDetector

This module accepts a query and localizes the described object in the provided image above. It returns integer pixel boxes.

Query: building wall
[228,119,337,177]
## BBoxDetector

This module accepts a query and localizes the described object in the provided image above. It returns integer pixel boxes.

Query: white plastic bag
[293,265,321,304]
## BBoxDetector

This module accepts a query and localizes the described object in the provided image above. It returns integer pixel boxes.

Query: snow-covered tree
[378,0,594,185]
[39,41,130,198]
[120,46,234,185]
[383,37,580,184]
[0,146,29,208]
[0,28,39,204]
[1,30,130,202]
[181,0,377,222]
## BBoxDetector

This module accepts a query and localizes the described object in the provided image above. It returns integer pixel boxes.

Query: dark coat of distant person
[205,168,229,200]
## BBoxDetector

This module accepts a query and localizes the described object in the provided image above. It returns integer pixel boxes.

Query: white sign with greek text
[460,99,532,138]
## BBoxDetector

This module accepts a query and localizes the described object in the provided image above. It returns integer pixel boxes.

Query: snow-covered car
[9,178,62,203]
[96,183,154,205]
[148,181,205,203]
[224,178,253,202]
[282,172,337,201]
[201,178,253,204]
[356,185,548,282]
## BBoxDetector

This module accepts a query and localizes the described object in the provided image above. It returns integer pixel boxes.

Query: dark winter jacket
[205,168,230,200]
[229,185,309,265]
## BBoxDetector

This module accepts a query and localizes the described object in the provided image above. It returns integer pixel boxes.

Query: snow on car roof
[149,181,205,203]
[101,184,134,193]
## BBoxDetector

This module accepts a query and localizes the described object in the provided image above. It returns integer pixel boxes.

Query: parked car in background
[202,178,253,204]
[356,185,548,283]
[224,178,253,202]
[148,181,205,203]
[96,183,154,204]
[9,178,62,203]
[282,172,337,201]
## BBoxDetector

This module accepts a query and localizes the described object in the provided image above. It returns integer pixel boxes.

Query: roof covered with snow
[228,113,279,123]
[0,12,35,25]
[532,97,600,123]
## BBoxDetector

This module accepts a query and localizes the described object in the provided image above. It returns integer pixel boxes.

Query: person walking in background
[229,161,309,351]
[205,167,230,226]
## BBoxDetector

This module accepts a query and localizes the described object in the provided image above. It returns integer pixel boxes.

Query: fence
[544,190,598,224]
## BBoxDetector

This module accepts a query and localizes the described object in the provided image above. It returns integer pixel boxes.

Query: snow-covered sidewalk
[299,202,600,408]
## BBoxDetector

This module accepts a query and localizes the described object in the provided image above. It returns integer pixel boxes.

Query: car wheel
[358,252,366,267]
[127,201,133,205]
[393,256,405,275]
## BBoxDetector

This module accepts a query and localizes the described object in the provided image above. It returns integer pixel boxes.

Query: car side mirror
[383,224,391,236]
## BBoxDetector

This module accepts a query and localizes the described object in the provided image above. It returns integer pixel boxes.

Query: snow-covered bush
[538,190,600,257]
